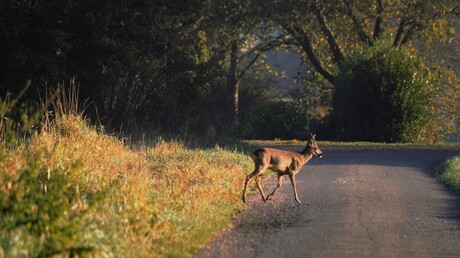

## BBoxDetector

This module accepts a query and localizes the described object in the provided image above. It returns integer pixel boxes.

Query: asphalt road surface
[198,147,460,258]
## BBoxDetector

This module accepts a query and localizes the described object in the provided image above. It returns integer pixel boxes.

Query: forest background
[1,0,459,143]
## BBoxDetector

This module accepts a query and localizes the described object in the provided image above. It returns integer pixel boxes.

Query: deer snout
[316,149,323,158]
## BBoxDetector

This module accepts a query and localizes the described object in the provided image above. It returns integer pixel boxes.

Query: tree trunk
[227,40,240,132]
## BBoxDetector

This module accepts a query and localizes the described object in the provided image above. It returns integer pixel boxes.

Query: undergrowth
[435,156,460,190]
[0,86,252,257]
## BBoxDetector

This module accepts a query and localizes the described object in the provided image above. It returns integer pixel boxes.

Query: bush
[435,156,460,190]
[332,41,431,143]
[240,100,308,140]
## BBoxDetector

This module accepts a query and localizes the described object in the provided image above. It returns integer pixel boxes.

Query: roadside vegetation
[245,139,460,149]
[1,1,459,256]
[436,156,460,190]
[0,91,252,257]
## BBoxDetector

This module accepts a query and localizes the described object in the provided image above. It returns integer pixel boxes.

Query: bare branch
[283,25,336,85]
[373,0,383,39]
[312,2,345,63]
[239,35,286,61]
[393,18,406,46]
[400,23,417,46]
[344,0,372,44]
[238,53,260,80]
[453,5,460,16]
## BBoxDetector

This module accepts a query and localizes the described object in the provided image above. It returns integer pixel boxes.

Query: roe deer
[242,134,323,203]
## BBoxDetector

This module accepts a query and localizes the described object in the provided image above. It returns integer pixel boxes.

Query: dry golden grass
[0,112,252,257]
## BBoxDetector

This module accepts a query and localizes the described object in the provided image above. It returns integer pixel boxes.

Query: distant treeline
[0,0,458,142]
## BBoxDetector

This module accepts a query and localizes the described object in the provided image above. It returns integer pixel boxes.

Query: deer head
[308,133,323,158]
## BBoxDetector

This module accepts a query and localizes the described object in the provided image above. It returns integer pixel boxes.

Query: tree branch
[400,23,417,46]
[283,25,336,85]
[453,5,460,16]
[238,53,260,80]
[239,35,286,61]
[344,0,372,44]
[393,18,406,46]
[373,0,383,39]
[312,2,345,63]
[236,34,290,80]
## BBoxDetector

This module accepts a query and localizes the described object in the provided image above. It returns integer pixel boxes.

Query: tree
[208,1,292,132]
[1,0,458,140]
[250,0,459,140]
[333,42,431,142]
[255,0,459,85]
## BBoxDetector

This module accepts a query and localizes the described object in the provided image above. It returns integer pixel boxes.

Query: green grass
[435,156,460,190]
[244,139,460,149]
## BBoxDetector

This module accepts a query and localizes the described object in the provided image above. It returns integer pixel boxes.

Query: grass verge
[435,156,460,190]
[244,139,460,149]
[1,105,252,256]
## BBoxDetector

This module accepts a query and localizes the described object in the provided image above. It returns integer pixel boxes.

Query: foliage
[435,156,460,190]
[255,0,459,139]
[0,95,252,256]
[0,144,111,257]
[256,0,459,84]
[241,99,308,140]
[0,0,458,140]
[332,42,432,143]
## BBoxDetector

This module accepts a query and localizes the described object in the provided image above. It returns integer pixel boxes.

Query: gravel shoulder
[198,148,460,258]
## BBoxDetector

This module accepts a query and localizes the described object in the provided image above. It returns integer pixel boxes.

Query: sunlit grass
[143,141,251,256]
[435,156,460,190]
[0,88,252,257]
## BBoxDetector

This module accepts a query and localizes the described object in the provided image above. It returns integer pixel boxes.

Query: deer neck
[300,146,313,162]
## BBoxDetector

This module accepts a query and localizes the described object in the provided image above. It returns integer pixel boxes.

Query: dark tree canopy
[0,0,458,141]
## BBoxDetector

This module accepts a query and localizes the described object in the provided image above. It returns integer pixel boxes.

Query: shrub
[240,100,308,140]
[332,41,432,143]
[435,156,460,189]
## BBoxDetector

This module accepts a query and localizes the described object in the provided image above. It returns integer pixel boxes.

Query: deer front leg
[289,173,301,203]
[267,174,283,201]
[255,175,267,202]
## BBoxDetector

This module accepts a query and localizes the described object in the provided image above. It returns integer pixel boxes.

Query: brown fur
[242,134,323,203]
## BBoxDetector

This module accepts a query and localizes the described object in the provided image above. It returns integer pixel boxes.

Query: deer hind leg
[242,166,266,203]
[289,173,301,203]
[267,174,283,201]
[255,175,267,202]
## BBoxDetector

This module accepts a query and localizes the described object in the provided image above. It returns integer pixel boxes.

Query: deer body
[242,134,322,203]
[251,148,312,175]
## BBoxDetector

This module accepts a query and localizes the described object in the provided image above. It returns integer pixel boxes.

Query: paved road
[198,147,460,258]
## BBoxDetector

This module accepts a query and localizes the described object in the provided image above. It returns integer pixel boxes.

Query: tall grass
[0,85,252,257]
